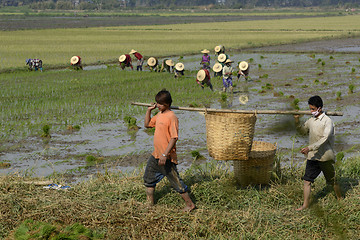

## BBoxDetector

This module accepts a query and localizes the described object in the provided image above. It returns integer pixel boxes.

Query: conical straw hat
[239,61,249,70]
[201,49,210,54]
[197,69,207,81]
[70,56,79,64]
[129,49,137,54]
[175,62,184,71]
[212,62,223,72]
[119,55,126,62]
[147,57,157,67]
[217,53,227,63]
[165,59,174,66]
[214,45,223,53]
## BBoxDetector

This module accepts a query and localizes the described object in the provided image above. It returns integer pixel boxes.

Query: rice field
[1,14,360,71]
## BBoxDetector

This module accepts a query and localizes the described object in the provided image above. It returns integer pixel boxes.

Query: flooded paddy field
[1,38,360,183]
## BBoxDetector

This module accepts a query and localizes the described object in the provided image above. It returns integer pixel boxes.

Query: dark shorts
[143,155,188,193]
[302,160,336,185]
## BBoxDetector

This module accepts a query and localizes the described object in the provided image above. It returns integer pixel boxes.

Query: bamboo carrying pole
[131,102,343,116]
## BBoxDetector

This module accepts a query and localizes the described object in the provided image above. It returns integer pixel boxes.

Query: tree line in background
[0,0,359,10]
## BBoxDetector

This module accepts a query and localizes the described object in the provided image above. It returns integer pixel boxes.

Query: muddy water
[1,42,360,182]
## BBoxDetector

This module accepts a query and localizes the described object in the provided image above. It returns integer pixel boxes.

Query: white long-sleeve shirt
[301,113,335,162]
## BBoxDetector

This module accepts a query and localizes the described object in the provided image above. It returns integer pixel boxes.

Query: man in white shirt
[295,95,342,211]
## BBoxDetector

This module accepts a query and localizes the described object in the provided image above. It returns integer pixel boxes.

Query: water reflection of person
[294,95,342,211]
[144,89,196,212]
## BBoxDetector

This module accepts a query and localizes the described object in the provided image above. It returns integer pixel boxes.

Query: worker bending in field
[70,56,83,70]
[160,59,174,73]
[130,49,144,71]
[237,61,250,81]
[174,63,184,78]
[119,54,133,70]
[26,58,43,72]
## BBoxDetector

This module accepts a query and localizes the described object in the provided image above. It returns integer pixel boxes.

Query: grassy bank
[1,14,360,71]
[1,156,359,239]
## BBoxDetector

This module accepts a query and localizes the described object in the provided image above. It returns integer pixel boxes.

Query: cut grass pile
[1,158,359,239]
[1,15,360,71]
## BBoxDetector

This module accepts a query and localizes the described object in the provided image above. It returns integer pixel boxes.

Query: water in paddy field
[1,49,360,182]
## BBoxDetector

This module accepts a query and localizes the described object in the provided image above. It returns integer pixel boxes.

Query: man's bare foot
[296,205,308,211]
[182,204,196,212]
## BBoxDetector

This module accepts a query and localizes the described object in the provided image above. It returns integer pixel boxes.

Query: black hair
[155,89,172,107]
[308,95,323,108]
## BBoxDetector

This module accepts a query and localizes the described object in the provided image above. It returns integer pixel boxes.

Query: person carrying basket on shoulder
[294,95,342,211]
[143,89,196,212]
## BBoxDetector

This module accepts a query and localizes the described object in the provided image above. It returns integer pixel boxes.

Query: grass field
[1,14,360,71]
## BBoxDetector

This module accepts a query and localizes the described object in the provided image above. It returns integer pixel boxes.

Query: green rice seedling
[292,98,300,110]
[144,127,155,135]
[313,79,320,84]
[0,161,11,168]
[272,62,279,65]
[309,54,316,58]
[329,56,334,60]
[321,81,328,86]
[248,58,254,63]
[336,152,345,162]
[191,150,204,160]
[348,84,355,94]
[123,116,139,130]
[66,125,81,131]
[258,64,262,69]
[302,85,308,88]
[220,93,227,102]
[259,74,268,78]
[336,91,342,100]
[41,125,51,138]
[321,61,325,66]
[351,67,356,73]
[317,58,322,63]
[260,55,265,59]
[261,83,273,90]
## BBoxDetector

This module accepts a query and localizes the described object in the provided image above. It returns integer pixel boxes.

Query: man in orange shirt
[144,89,196,212]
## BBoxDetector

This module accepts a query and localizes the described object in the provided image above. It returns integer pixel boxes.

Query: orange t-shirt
[148,110,178,164]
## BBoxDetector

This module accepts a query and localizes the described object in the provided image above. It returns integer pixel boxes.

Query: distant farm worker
[160,59,174,73]
[174,62,184,78]
[26,58,43,72]
[119,54,133,70]
[214,45,225,56]
[196,69,213,91]
[217,53,228,65]
[212,62,223,78]
[130,49,144,71]
[147,57,158,72]
[144,89,196,212]
[294,95,342,211]
[222,59,233,92]
[70,56,83,70]
[237,61,250,81]
[200,49,211,70]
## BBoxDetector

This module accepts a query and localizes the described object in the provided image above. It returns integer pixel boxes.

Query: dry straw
[205,112,256,161]
[233,141,277,186]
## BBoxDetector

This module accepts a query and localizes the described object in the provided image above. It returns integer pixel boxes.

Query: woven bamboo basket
[233,141,276,186]
[205,112,256,160]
